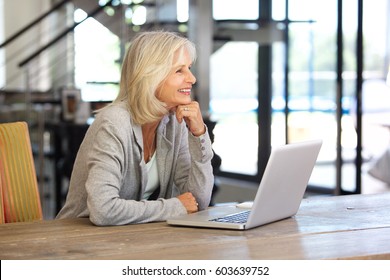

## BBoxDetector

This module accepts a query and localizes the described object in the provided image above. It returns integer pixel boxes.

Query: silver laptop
[167,139,322,230]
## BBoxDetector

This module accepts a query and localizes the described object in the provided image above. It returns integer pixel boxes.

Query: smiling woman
[56,31,214,226]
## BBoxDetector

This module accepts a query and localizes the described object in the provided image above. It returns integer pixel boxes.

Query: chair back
[0,121,43,223]
[0,176,4,224]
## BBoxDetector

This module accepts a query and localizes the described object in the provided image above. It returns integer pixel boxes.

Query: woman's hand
[175,101,206,136]
[177,192,199,213]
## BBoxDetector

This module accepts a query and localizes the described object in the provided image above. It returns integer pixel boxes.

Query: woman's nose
[188,71,196,84]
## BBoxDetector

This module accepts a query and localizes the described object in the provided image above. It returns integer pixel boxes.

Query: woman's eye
[176,66,191,73]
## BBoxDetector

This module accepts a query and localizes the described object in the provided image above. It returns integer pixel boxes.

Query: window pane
[360,0,390,192]
[213,0,258,20]
[210,42,258,175]
[362,0,388,75]
[289,0,337,24]
[272,0,286,21]
[74,16,120,102]
[271,42,286,147]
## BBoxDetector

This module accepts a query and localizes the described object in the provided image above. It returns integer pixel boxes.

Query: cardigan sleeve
[172,123,214,210]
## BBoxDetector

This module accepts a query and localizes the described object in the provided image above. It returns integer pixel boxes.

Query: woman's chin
[180,97,192,104]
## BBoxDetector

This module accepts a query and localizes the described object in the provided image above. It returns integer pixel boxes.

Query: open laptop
[167,139,322,230]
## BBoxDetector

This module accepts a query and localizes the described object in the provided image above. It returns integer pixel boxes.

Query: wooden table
[1,193,390,260]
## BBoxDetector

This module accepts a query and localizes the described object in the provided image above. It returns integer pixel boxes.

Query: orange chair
[0,121,43,223]
[0,177,4,224]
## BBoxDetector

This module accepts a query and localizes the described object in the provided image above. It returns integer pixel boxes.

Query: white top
[143,152,159,199]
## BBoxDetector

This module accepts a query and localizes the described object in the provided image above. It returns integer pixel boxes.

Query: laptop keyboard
[209,210,251,224]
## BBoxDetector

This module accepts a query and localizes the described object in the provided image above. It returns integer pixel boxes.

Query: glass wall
[210,0,390,193]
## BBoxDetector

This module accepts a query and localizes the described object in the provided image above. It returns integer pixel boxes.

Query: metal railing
[0,0,71,49]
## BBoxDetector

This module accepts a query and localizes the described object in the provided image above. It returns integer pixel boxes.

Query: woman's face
[156,47,196,110]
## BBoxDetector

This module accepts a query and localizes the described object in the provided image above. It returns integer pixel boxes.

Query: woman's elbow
[89,212,111,226]
[88,206,117,226]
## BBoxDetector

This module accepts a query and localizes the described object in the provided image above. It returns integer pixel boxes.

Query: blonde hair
[113,31,197,125]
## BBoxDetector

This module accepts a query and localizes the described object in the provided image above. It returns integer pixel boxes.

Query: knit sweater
[56,101,214,226]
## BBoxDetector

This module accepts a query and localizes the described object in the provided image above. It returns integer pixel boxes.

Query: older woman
[56,31,214,226]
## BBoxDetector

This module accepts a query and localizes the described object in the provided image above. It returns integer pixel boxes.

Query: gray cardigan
[56,101,214,226]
